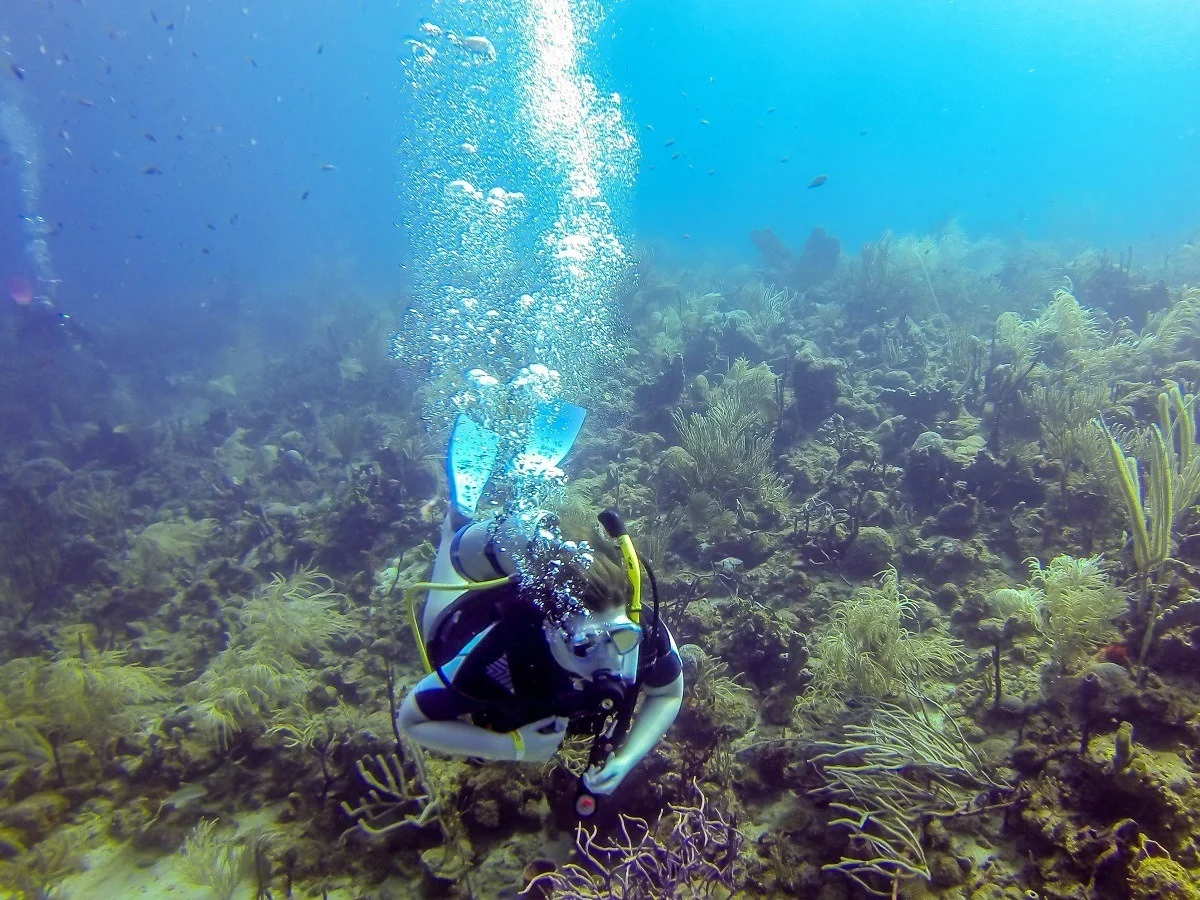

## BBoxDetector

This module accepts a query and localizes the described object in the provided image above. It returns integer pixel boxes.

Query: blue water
[607,0,1200,261]
[1,0,1197,325]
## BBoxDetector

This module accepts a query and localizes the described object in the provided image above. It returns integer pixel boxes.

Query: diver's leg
[422,512,468,637]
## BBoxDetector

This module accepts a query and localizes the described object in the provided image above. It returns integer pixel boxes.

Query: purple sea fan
[523,782,743,899]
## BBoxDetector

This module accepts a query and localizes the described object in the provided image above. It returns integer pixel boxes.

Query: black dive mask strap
[574,551,665,818]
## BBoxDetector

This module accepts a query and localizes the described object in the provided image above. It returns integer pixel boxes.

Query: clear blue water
[606,0,1200,260]
[1,0,1197,325]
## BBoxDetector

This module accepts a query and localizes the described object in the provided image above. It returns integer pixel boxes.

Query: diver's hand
[512,716,569,762]
[582,753,635,795]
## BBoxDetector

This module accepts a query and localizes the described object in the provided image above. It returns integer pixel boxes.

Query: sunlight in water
[395,0,636,423]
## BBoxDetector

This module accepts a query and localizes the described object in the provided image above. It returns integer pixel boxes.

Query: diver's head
[534,537,642,683]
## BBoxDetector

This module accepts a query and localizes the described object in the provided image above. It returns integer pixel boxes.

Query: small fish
[767,106,776,113]
[166,23,175,32]
[300,189,310,200]
[316,43,324,55]
[202,246,211,255]
[142,132,156,142]
[707,169,715,175]
[174,133,183,141]
[247,56,258,68]
[700,119,709,125]
[9,63,25,81]
[151,10,158,24]
[320,163,336,171]
[780,156,789,163]
[671,152,681,160]
[163,783,208,810]
[143,165,162,174]
[205,222,216,231]
[77,97,94,107]
[807,173,828,188]
[664,138,675,147]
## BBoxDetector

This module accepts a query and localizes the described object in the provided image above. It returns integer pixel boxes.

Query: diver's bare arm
[403,719,523,761]
[397,688,566,761]
[396,690,520,760]
[618,673,684,765]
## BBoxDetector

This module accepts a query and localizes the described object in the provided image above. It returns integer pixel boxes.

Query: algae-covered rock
[13,456,71,491]
[903,430,985,507]
[787,351,842,432]
[0,791,71,844]
[934,500,978,537]
[964,449,1045,510]
[843,525,894,576]
[928,849,967,887]
[1129,854,1200,900]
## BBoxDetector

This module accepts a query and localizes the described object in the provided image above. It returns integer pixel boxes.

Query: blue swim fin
[520,401,587,469]
[446,414,501,519]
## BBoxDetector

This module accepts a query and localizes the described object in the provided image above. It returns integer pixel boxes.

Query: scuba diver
[397,394,683,814]
[15,295,88,352]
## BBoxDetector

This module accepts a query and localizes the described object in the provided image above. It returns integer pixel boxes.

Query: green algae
[2,230,1200,900]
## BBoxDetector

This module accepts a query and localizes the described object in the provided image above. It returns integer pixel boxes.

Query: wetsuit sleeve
[412,628,498,722]
[412,666,489,722]
[640,618,682,689]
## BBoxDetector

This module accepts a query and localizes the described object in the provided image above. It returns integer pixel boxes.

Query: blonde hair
[557,520,631,616]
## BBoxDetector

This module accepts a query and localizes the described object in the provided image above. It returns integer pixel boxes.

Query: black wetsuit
[416,581,681,734]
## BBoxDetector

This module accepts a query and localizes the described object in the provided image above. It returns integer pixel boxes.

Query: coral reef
[3,223,1200,898]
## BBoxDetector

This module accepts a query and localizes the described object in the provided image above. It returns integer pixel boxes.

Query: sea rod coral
[524,782,743,899]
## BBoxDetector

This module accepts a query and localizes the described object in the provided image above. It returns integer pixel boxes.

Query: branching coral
[340,741,472,879]
[185,568,352,747]
[177,818,246,900]
[126,516,218,592]
[1088,382,1200,665]
[339,747,444,837]
[0,627,170,768]
[1027,554,1125,671]
[527,781,742,899]
[987,555,1123,672]
[809,700,1011,897]
[995,288,1103,366]
[737,281,793,336]
[1139,287,1200,364]
[986,586,1045,632]
[671,358,787,513]
[1029,380,1110,498]
[806,568,965,704]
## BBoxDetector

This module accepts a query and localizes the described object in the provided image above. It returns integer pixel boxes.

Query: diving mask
[547,611,642,683]
[567,617,643,657]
